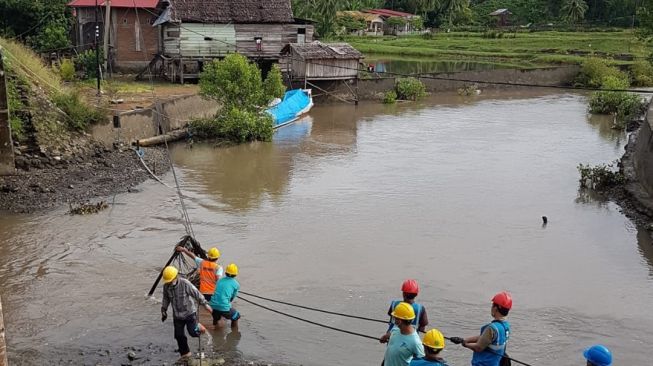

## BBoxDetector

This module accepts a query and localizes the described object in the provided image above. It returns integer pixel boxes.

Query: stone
[68,184,74,189]
[127,351,137,360]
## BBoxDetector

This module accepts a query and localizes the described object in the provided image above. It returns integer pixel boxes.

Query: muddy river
[1,90,652,365]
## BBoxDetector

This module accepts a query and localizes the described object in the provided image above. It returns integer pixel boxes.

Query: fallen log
[136,129,188,147]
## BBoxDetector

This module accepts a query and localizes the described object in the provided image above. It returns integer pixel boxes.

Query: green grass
[342,30,648,67]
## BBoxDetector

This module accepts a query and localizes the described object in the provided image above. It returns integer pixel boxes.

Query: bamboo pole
[0,296,8,366]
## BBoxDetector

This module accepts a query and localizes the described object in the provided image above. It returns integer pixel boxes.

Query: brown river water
[1,90,652,365]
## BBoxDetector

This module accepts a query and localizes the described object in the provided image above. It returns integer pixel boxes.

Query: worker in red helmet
[449,291,512,366]
[380,279,428,343]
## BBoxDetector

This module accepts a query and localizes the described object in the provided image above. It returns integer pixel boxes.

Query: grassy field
[343,30,648,68]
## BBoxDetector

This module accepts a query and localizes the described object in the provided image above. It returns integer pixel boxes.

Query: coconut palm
[562,0,589,24]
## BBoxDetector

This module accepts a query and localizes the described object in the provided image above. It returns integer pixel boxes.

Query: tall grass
[0,37,61,95]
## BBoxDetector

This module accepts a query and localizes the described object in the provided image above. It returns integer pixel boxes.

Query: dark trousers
[173,313,200,356]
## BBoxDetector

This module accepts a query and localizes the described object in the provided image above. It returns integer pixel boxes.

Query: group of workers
[156,248,614,366]
[381,280,614,366]
[159,245,240,361]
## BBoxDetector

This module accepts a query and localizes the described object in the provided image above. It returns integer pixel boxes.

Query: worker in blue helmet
[583,345,612,366]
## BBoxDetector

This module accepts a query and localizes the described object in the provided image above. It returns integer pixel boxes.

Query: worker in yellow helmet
[210,263,241,331]
[160,266,213,361]
[381,302,425,366]
[176,245,224,301]
[410,329,449,366]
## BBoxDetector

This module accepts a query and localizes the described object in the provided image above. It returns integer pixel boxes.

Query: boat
[266,89,314,128]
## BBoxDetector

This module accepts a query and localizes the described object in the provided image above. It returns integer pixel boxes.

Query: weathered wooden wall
[290,53,359,80]
[163,23,236,58]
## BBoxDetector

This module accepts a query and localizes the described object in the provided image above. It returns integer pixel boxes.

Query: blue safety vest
[471,320,510,366]
[388,300,423,331]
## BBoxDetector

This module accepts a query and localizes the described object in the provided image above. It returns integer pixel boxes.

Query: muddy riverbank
[0,145,170,213]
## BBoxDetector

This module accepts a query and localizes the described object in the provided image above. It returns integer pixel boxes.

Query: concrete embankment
[622,99,653,217]
[309,66,581,102]
[91,94,219,147]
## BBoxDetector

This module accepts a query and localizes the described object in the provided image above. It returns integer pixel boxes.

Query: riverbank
[344,30,645,68]
[0,145,170,213]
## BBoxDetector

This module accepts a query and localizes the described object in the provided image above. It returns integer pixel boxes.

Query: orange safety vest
[199,260,220,294]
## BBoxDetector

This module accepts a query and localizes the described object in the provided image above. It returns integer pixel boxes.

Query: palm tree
[440,0,469,25]
[562,0,589,24]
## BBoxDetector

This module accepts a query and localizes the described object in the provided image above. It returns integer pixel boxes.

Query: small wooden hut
[489,9,512,27]
[282,42,362,82]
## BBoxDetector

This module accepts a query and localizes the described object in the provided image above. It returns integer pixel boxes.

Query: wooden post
[0,51,16,176]
[103,0,112,73]
[0,296,8,366]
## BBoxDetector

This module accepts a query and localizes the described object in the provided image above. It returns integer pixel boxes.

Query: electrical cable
[237,294,382,341]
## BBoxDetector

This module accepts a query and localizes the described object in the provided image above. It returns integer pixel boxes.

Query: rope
[133,3,195,239]
[238,290,387,324]
[133,147,172,188]
[238,291,534,366]
[237,294,381,341]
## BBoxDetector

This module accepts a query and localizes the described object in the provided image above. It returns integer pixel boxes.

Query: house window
[297,28,306,44]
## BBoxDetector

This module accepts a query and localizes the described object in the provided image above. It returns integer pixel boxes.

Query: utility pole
[0,50,16,176]
[95,0,101,96]
[103,0,111,74]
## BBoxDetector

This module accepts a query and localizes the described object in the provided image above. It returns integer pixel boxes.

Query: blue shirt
[410,358,448,366]
[384,327,425,366]
[209,276,240,311]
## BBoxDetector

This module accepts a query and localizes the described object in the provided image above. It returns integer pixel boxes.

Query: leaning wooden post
[0,296,8,366]
[0,50,16,176]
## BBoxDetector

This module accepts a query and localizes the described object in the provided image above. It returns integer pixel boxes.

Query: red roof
[365,9,416,17]
[67,0,158,8]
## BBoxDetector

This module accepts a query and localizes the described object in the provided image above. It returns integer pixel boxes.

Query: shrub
[263,64,286,100]
[52,91,107,131]
[575,58,627,88]
[383,90,397,104]
[200,53,267,110]
[75,49,102,80]
[6,77,25,141]
[589,76,644,127]
[577,161,624,190]
[190,108,273,143]
[631,61,653,87]
[59,59,76,81]
[395,77,426,101]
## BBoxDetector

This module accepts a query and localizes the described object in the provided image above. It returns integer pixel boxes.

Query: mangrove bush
[196,54,284,142]
[395,77,427,101]
[575,58,627,88]
[383,90,397,104]
[577,161,624,191]
[588,76,645,127]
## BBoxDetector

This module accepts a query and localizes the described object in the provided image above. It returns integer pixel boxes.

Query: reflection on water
[365,55,503,75]
[637,228,653,278]
[586,113,626,149]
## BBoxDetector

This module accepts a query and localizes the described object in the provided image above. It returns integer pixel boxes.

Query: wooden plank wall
[163,23,236,58]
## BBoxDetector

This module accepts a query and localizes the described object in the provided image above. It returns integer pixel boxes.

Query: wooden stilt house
[152,0,314,83]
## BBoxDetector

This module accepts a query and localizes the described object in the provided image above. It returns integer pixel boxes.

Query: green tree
[561,0,589,24]
[263,64,286,100]
[197,54,281,143]
[200,53,268,110]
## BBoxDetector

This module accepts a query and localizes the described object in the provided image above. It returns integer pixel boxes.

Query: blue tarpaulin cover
[266,89,311,127]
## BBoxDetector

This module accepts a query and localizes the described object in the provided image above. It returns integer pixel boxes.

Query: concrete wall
[310,66,581,102]
[91,94,219,147]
